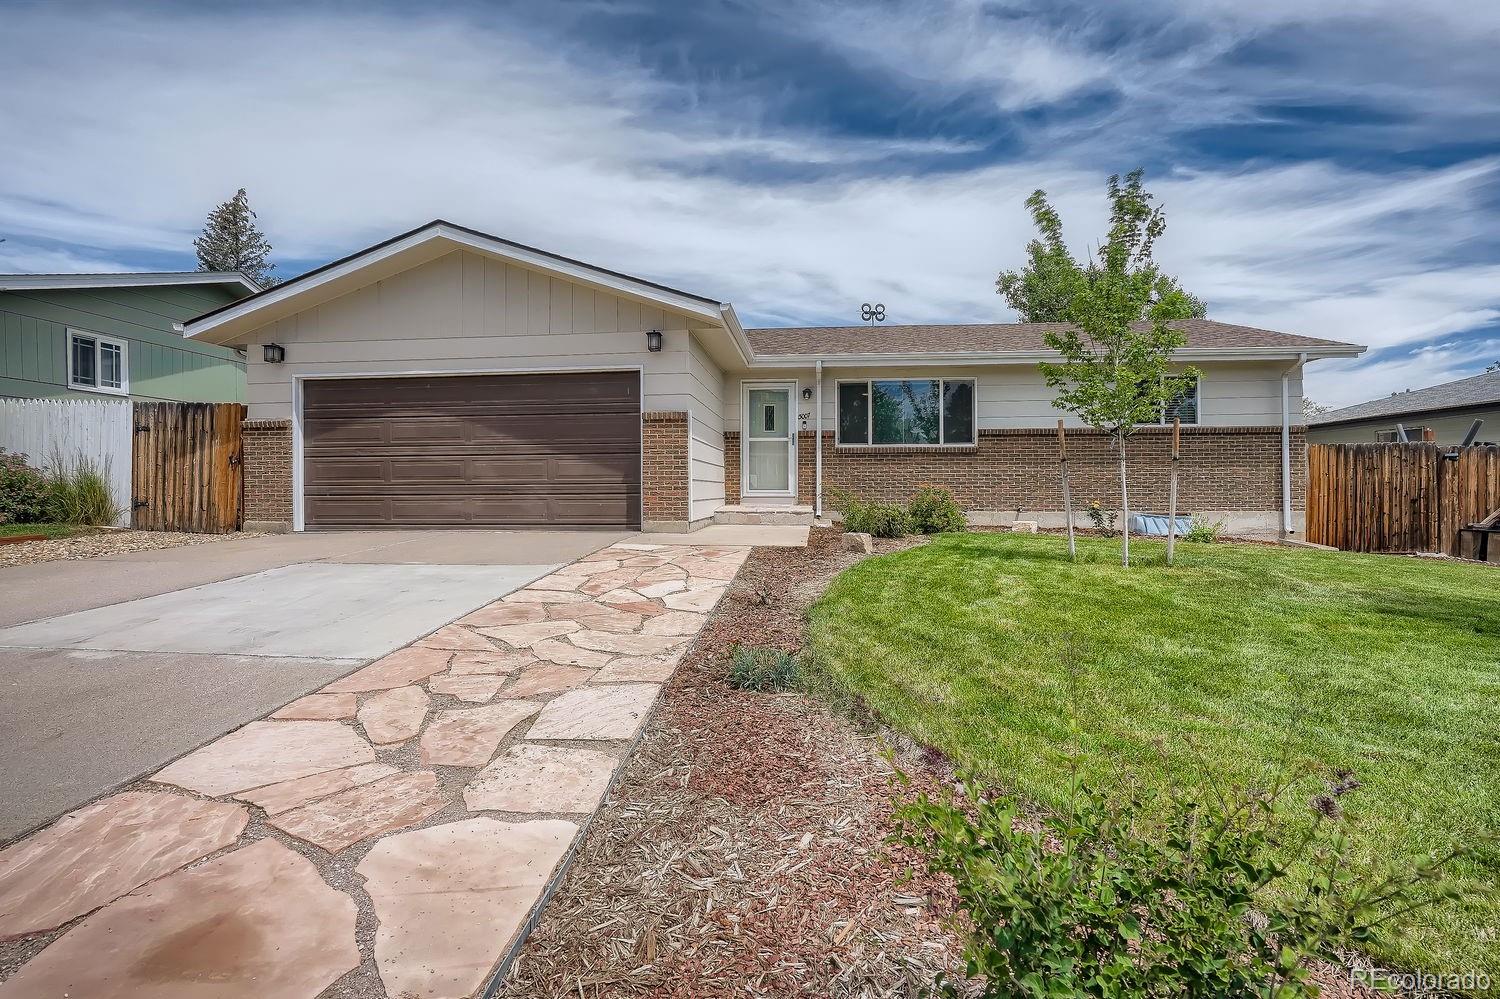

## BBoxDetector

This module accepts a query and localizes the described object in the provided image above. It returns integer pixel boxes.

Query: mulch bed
[504,528,965,998]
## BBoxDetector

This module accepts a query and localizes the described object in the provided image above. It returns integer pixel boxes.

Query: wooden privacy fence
[1305,442,1500,554]
[131,402,246,533]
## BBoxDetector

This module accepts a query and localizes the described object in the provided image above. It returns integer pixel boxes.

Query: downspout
[814,359,823,519]
[1280,351,1308,536]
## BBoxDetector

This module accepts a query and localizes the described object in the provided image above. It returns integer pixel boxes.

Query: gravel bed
[0,529,256,567]
[504,528,963,998]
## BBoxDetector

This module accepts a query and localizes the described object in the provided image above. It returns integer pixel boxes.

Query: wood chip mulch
[505,528,966,999]
[0,529,254,567]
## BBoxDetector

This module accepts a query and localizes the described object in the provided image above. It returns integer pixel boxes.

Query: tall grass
[46,449,122,527]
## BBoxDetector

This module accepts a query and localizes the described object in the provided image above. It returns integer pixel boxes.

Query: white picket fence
[0,398,133,527]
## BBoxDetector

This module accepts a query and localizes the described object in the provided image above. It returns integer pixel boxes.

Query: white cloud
[0,2,1497,412]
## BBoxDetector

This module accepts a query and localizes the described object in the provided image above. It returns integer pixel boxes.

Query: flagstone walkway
[0,540,749,999]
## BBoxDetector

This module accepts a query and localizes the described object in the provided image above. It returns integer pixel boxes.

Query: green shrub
[907,485,966,534]
[1185,516,1226,543]
[45,453,121,527]
[727,644,800,691]
[1086,500,1118,537]
[833,488,913,538]
[893,769,1464,999]
[0,449,50,525]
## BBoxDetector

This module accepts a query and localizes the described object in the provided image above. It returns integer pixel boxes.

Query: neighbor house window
[67,330,128,394]
[836,378,976,445]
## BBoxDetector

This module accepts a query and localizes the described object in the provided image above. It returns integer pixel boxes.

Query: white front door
[743,383,795,497]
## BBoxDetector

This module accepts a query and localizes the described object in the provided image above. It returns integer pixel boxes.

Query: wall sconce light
[645,330,663,352]
[801,387,814,401]
[262,343,285,364]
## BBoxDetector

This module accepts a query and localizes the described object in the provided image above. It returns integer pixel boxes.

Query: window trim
[66,328,129,396]
[834,377,977,447]
[1151,373,1201,426]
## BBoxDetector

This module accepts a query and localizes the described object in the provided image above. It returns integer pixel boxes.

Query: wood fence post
[1057,420,1075,560]
[1166,417,1181,565]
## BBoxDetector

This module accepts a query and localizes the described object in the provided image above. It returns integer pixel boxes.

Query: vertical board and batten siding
[721,362,1302,432]
[0,398,132,526]
[241,249,724,428]
[1305,442,1500,554]
[0,285,247,402]
[130,403,246,534]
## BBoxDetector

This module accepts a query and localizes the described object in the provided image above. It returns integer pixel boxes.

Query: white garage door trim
[291,365,645,532]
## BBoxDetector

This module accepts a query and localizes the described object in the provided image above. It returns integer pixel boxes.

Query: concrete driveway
[0,530,626,841]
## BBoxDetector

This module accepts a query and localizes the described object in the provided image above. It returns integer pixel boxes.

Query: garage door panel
[301,372,641,529]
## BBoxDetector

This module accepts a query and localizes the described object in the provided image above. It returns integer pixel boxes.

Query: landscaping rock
[1011,520,1039,533]
[843,531,874,553]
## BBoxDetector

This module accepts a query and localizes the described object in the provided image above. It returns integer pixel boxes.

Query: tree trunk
[1118,434,1130,567]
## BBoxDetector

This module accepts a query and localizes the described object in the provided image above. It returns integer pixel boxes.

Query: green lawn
[0,522,93,539]
[808,532,1500,976]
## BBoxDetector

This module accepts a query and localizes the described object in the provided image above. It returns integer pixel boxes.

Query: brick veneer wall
[242,419,293,531]
[642,411,690,527]
[722,426,1305,517]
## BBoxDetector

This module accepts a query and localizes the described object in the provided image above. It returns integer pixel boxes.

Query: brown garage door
[301,371,641,529]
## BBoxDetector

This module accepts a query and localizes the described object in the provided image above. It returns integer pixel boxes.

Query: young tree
[194,188,277,286]
[997,191,1207,322]
[999,170,1200,566]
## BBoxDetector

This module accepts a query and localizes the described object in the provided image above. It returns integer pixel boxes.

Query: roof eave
[0,272,261,295]
[746,344,1366,366]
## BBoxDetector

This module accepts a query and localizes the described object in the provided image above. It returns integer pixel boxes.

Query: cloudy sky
[3,0,1499,407]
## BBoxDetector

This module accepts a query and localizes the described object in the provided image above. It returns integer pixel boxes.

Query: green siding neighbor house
[0,272,259,403]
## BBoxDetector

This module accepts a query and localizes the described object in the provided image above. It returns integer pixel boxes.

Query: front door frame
[739,379,798,500]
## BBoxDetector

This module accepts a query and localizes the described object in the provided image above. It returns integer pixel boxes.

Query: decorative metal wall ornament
[860,303,886,326]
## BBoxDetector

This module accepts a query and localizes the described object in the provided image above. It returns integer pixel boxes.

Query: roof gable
[183,220,733,346]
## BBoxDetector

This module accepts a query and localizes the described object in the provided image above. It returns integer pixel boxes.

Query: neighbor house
[1307,368,1499,446]
[181,221,1364,535]
[0,272,259,402]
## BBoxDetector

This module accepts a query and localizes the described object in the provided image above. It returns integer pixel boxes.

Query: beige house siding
[686,336,727,523]
[722,361,1302,434]
[240,248,726,426]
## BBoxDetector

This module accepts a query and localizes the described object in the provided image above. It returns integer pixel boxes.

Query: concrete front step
[712,505,816,526]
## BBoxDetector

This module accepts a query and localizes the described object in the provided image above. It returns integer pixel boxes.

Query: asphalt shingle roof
[744,318,1354,355]
[1308,368,1500,426]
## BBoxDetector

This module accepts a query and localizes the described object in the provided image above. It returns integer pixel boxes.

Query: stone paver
[270,771,447,853]
[420,700,542,768]
[464,744,619,813]
[359,684,431,744]
[416,624,499,652]
[0,838,359,999]
[0,792,247,940]
[429,673,508,702]
[153,720,375,796]
[448,649,534,675]
[235,762,399,815]
[505,663,595,698]
[0,539,750,997]
[527,683,661,741]
[320,646,452,692]
[358,818,577,999]
[272,691,358,720]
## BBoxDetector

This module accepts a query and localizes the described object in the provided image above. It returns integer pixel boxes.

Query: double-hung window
[68,330,128,395]
[836,378,976,445]
[1158,375,1199,425]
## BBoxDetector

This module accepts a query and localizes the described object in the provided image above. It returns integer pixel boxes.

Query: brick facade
[723,425,1305,520]
[242,419,294,531]
[642,411,690,527]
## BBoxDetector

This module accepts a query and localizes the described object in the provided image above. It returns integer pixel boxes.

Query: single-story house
[1308,368,1499,446]
[1,271,260,402]
[181,220,1364,535]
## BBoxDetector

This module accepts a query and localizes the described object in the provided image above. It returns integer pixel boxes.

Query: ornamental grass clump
[892,763,1467,999]
[727,644,800,692]
[46,451,121,527]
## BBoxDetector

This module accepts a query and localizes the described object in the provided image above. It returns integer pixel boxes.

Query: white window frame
[834,377,977,447]
[66,328,129,396]
[1151,373,1201,426]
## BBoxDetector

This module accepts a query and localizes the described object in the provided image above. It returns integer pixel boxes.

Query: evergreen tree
[194,188,276,286]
